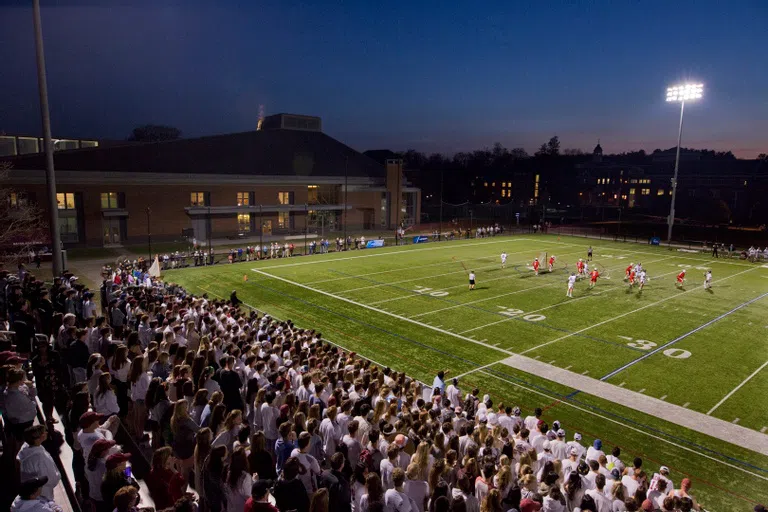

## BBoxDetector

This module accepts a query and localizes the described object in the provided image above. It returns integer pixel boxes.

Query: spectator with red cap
[85,438,117,512]
[77,411,119,460]
[667,478,701,511]
[100,452,138,510]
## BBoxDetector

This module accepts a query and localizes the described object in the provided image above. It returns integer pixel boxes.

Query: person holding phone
[101,452,139,510]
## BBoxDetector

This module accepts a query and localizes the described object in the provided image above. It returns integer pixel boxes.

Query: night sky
[1,1,766,158]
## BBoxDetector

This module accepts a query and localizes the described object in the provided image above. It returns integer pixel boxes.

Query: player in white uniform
[583,261,589,275]
[638,270,647,290]
[704,270,712,289]
[469,271,476,290]
[567,273,576,298]
[501,252,507,269]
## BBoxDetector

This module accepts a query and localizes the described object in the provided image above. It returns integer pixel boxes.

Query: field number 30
[618,336,691,359]
[497,307,547,322]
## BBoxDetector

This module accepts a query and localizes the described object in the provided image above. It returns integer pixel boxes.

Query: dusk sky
[1,1,766,158]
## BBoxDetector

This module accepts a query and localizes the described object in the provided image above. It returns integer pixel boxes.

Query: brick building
[3,114,420,247]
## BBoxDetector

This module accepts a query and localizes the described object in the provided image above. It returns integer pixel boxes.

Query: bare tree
[0,161,46,263]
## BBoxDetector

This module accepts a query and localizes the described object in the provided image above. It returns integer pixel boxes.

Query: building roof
[4,129,384,179]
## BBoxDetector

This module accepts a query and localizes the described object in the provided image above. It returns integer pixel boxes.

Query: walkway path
[499,354,768,456]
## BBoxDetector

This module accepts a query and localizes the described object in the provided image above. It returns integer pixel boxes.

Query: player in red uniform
[676,269,686,288]
[532,258,540,276]
[575,259,583,277]
[628,270,636,288]
[625,263,634,281]
[589,269,599,289]
[548,255,556,272]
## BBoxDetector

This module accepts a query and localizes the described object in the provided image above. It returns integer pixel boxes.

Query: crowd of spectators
[1,260,761,512]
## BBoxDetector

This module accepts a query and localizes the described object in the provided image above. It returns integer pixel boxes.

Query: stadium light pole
[343,157,348,248]
[32,0,62,275]
[665,82,703,243]
[438,170,443,241]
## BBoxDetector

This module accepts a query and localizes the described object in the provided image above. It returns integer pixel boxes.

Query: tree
[563,148,585,156]
[536,136,560,156]
[128,124,182,142]
[757,153,767,161]
[0,161,46,261]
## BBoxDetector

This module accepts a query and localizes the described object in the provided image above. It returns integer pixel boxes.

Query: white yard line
[480,369,768,479]
[254,237,534,270]
[251,269,515,357]
[518,266,760,355]
[461,259,680,335]
[452,360,507,380]
[413,254,677,320]
[707,359,768,415]
[601,291,768,381]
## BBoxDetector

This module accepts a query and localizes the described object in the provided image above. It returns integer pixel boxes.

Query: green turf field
[165,234,768,510]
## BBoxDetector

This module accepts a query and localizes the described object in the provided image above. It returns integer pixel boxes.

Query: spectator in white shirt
[606,446,625,474]
[404,463,429,512]
[381,444,399,490]
[523,407,542,432]
[585,473,612,512]
[320,405,342,456]
[16,425,61,501]
[621,467,642,499]
[585,438,605,463]
[385,468,418,512]
[566,433,585,461]
[93,373,120,416]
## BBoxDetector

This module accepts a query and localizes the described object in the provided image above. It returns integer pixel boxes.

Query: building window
[484,182,488,187]
[534,174,540,202]
[237,213,251,233]
[54,139,78,151]
[657,189,665,196]
[9,192,18,207]
[307,185,318,205]
[641,188,650,195]
[501,190,506,198]
[80,141,99,149]
[0,136,17,156]
[59,217,79,242]
[278,191,294,205]
[278,211,291,229]
[101,192,119,209]
[190,192,206,206]
[237,192,250,206]
[56,193,76,210]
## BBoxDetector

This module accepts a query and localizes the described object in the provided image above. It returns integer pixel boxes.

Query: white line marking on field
[582,370,589,375]
[638,388,646,393]
[548,360,556,365]
[480,370,768,481]
[254,236,535,269]
[564,365,572,370]
[460,257,679,334]
[618,382,626,387]
[682,402,690,408]
[733,418,740,424]
[422,254,676,321]
[660,395,667,401]
[761,426,767,433]
[252,269,514,356]
[519,266,761,356]
[493,343,500,347]
[534,355,541,359]
[707,359,768,415]
[453,360,505,380]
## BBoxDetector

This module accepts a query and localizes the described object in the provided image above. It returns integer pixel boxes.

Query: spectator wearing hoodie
[11,476,63,512]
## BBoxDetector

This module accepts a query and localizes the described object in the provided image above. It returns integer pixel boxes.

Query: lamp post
[438,170,443,241]
[146,207,151,261]
[32,0,62,275]
[665,83,703,243]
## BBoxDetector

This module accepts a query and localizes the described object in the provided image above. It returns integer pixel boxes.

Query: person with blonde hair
[170,399,199,482]
[193,427,212,501]
[480,489,503,512]
[310,488,330,512]
[213,409,243,457]
[411,441,434,481]
[405,463,430,512]
[146,446,186,509]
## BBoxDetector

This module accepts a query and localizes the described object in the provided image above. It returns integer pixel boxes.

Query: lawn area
[165,233,768,510]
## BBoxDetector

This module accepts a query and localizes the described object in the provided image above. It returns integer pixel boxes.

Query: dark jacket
[172,417,200,459]
[273,477,309,512]
[319,469,352,512]
[101,473,140,509]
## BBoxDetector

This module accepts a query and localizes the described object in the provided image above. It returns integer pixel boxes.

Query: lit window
[492,182,496,187]
[100,192,119,209]
[534,174,540,200]
[278,211,290,228]
[307,185,318,204]
[278,191,294,205]
[237,213,251,233]
[630,179,637,184]
[501,190,506,198]
[629,188,636,195]
[9,192,18,207]
[657,189,665,196]
[641,188,650,195]
[190,192,206,206]
[56,192,76,210]
[237,192,250,206]
[484,182,488,187]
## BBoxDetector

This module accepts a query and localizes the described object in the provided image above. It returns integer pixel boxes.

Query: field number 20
[413,286,449,297]
[618,336,692,359]
[498,307,547,322]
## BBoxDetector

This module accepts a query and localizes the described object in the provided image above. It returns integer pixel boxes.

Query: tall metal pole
[343,157,348,248]
[207,205,212,264]
[259,204,263,255]
[146,207,152,260]
[304,203,308,255]
[33,0,62,275]
[667,100,685,243]
[438,170,443,241]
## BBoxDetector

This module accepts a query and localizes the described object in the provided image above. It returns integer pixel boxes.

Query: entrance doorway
[262,220,273,236]
[102,217,123,246]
